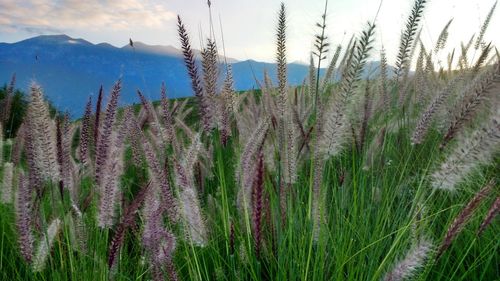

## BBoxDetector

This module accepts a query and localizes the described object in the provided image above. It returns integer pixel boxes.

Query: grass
[1,107,498,280]
[0,0,499,280]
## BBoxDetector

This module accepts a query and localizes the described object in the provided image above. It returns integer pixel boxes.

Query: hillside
[0,35,389,116]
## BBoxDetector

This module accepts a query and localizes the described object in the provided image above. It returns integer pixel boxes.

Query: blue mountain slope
[0,35,389,116]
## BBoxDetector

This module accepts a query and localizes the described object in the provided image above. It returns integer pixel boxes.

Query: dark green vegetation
[0,81,28,139]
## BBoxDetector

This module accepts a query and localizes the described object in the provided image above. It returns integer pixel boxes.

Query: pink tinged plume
[431,111,499,191]
[16,173,34,263]
[97,145,124,228]
[252,149,264,257]
[79,96,93,168]
[383,238,434,281]
[177,16,213,133]
[238,117,270,214]
[141,180,178,280]
[95,80,121,187]
[57,114,76,200]
[98,110,134,228]
[174,159,207,247]
[477,196,500,235]
[10,123,25,166]
[437,181,493,258]
[32,218,62,272]
[1,162,13,203]
[108,181,151,268]
[220,66,235,146]
[411,75,462,145]
[23,123,43,197]
[142,180,164,251]
[94,85,104,145]
[160,83,175,143]
[153,231,178,281]
[27,83,60,183]
[139,121,178,222]
[137,90,166,143]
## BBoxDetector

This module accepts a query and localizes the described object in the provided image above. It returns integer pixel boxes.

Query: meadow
[0,0,499,280]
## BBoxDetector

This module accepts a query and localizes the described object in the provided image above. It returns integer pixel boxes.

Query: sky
[0,0,498,65]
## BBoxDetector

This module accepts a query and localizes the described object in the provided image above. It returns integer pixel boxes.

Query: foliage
[0,1,499,281]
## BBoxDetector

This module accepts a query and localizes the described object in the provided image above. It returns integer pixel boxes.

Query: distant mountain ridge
[121,41,240,63]
[0,34,388,116]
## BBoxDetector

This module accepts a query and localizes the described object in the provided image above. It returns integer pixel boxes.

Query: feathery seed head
[16,173,34,263]
[178,15,213,133]
[95,80,121,187]
[1,162,14,203]
[33,218,62,272]
[79,96,93,168]
[431,109,499,191]
[437,181,494,257]
[27,83,61,183]
[384,238,434,281]
[174,160,207,247]
[477,196,500,235]
[238,117,270,214]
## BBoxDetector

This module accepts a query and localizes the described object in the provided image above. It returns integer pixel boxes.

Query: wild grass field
[0,0,499,280]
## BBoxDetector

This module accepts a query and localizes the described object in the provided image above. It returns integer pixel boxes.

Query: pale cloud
[0,0,175,33]
[0,0,497,63]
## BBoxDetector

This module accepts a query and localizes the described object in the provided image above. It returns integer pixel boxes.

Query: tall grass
[0,0,499,280]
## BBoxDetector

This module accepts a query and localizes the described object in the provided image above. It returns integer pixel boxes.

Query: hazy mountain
[0,35,389,116]
[121,41,240,63]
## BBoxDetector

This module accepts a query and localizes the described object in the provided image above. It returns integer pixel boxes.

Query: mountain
[121,41,240,63]
[0,35,387,116]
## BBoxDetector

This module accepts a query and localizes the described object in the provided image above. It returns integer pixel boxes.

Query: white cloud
[0,0,497,64]
[0,0,176,34]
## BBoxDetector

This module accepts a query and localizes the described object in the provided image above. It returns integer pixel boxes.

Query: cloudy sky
[0,0,498,64]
